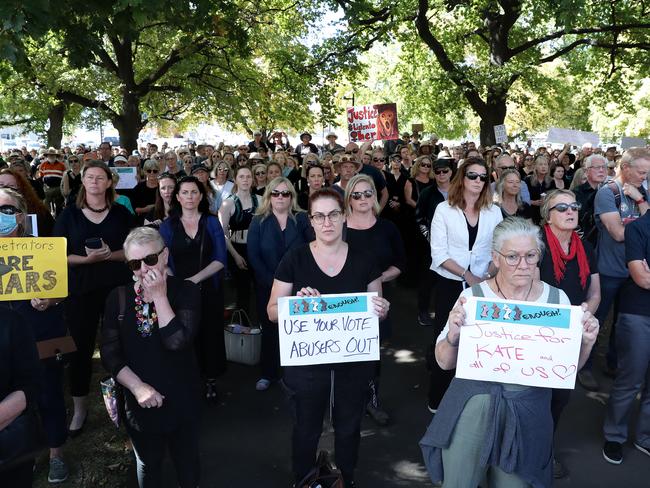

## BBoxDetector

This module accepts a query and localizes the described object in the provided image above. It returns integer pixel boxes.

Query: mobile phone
[85,237,103,249]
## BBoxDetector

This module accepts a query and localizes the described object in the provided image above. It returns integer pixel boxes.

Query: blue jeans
[603,313,650,446]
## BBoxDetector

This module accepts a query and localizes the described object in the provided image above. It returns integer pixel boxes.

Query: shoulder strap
[607,181,622,209]
[548,285,560,304]
[470,284,484,297]
[117,286,126,326]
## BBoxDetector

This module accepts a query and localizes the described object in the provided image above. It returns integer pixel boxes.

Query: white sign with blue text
[277,292,380,366]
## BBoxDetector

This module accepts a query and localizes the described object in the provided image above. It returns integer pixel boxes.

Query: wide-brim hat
[44,147,62,157]
[333,155,362,172]
[300,132,312,141]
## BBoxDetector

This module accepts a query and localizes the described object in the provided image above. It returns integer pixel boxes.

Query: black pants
[230,242,253,311]
[196,282,227,379]
[0,460,33,487]
[257,283,280,381]
[427,276,464,409]
[551,388,571,433]
[39,363,67,448]
[65,288,113,396]
[126,422,200,488]
[282,363,374,484]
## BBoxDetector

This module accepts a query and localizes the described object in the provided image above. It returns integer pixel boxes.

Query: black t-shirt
[359,164,387,193]
[131,182,158,225]
[345,219,405,275]
[539,233,598,306]
[53,204,133,294]
[619,213,650,316]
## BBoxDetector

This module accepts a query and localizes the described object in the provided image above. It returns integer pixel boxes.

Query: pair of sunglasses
[373,157,385,162]
[0,204,21,215]
[255,171,266,176]
[420,163,432,168]
[549,202,581,213]
[146,169,159,174]
[271,190,291,198]
[434,168,450,175]
[127,249,165,271]
[465,172,488,182]
[351,189,374,200]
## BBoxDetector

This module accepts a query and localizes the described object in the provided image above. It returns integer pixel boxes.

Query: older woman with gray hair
[420,217,599,488]
[100,226,202,488]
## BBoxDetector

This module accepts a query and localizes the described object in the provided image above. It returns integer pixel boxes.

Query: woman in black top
[495,169,532,219]
[100,227,202,488]
[132,160,160,225]
[160,177,227,402]
[53,160,133,436]
[297,164,325,211]
[267,188,389,488]
[382,154,408,224]
[525,155,554,224]
[61,154,82,204]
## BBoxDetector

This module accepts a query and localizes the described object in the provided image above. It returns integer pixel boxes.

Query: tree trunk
[112,92,145,152]
[478,90,507,146]
[46,102,66,148]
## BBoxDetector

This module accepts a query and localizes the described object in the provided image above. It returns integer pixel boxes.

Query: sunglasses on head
[146,169,159,174]
[434,168,450,175]
[549,202,581,213]
[0,204,20,215]
[351,189,374,200]
[127,249,164,271]
[465,171,488,182]
[270,190,291,198]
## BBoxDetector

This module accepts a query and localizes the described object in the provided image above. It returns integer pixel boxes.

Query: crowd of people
[0,130,648,488]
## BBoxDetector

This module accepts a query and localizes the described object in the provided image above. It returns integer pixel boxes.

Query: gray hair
[123,226,165,259]
[540,189,576,223]
[620,147,650,167]
[492,217,545,254]
[584,154,607,169]
[143,159,158,171]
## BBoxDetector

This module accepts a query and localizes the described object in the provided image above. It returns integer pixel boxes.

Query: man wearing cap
[295,132,319,165]
[322,132,344,154]
[39,147,66,214]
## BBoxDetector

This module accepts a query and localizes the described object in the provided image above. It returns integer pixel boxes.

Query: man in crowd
[491,153,531,203]
[322,132,344,154]
[575,154,608,245]
[39,147,66,215]
[98,141,115,166]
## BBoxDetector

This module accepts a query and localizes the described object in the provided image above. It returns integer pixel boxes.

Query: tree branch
[56,90,119,119]
[0,117,37,128]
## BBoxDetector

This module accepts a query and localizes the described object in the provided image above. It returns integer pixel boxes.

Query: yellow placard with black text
[0,237,68,301]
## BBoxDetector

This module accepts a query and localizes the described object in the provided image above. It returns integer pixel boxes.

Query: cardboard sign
[547,128,600,147]
[621,137,647,150]
[0,237,68,300]
[494,125,508,144]
[347,103,399,142]
[277,292,380,366]
[455,297,583,389]
[111,167,138,189]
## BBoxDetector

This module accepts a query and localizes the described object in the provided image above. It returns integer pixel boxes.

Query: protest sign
[347,103,399,142]
[455,296,583,389]
[0,237,68,301]
[621,136,647,150]
[277,292,379,366]
[494,125,508,144]
[547,128,600,147]
[111,167,138,189]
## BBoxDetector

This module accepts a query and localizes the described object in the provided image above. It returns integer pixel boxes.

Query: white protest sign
[111,167,138,189]
[621,136,647,150]
[456,296,583,389]
[277,292,379,366]
[547,128,600,147]
[494,124,508,144]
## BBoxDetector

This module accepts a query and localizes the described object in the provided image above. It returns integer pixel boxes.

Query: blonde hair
[411,155,435,179]
[344,174,380,215]
[255,177,302,219]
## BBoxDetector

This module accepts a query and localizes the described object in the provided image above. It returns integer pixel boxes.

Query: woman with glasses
[421,217,599,488]
[427,157,502,413]
[163,151,186,178]
[210,161,234,202]
[252,163,268,197]
[100,227,203,488]
[132,160,161,225]
[495,169,532,219]
[248,178,313,391]
[297,164,324,210]
[344,175,405,426]
[159,176,227,402]
[0,168,55,236]
[53,160,133,437]
[61,155,82,204]
[538,189,600,478]
[404,156,435,209]
[144,173,176,227]
[267,188,390,488]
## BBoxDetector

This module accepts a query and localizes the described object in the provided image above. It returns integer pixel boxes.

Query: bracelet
[460,268,468,280]
[445,333,459,347]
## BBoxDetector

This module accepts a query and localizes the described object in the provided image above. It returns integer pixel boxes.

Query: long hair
[169,176,210,217]
[447,157,492,211]
[0,168,50,219]
[344,174,380,215]
[256,177,302,219]
[495,169,523,208]
[411,155,435,179]
[532,155,552,187]
[153,174,176,221]
[76,160,115,209]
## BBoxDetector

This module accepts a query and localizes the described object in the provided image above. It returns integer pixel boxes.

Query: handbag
[0,406,47,472]
[298,450,345,488]
[100,286,126,428]
[36,335,77,363]
[224,309,261,366]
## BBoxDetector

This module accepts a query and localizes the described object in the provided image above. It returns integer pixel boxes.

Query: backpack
[581,181,621,245]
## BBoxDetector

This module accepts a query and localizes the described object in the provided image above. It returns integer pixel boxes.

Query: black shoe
[205,380,219,403]
[68,412,88,438]
[603,441,623,465]
[418,312,434,326]
[366,404,390,426]
[578,370,599,392]
[553,457,568,479]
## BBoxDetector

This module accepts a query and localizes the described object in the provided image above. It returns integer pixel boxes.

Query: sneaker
[256,378,271,391]
[634,442,650,457]
[48,457,69,483]
[366,404,390,426]
[552,457,568,479]
[418,312,434,326]
[578,370,599,392]
[603,441,623,465]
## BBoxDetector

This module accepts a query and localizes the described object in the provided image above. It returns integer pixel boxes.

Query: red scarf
[544,224,590,289]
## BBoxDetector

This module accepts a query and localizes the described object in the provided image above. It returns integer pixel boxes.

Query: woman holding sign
[420,217,599,488]
[267,187,389,488]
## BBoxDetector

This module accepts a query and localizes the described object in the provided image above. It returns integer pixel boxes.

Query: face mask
[0,213,18,236]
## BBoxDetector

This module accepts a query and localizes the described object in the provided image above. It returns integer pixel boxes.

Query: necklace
[494,275,533,301]
[86,204,108,213]
[135,285,157,338]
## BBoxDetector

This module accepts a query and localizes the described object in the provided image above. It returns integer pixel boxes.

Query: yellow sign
[0,237,68,301]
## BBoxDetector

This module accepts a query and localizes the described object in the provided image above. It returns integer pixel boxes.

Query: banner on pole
[494,125,508,144]
[621,137,647,150]
[347,103,399,142]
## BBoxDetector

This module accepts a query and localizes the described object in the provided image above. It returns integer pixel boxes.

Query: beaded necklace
[135,285,157,337]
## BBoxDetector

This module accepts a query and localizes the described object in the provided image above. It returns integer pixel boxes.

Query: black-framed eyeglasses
[434,168,450,175]
[0,204,21,215]
[549,202,581,213]
[495,250,540,267]
[465,171,488,182]
[351,189,374,200]
[127,248,165,271]
[270,190,291,198]
[310,210,343,225]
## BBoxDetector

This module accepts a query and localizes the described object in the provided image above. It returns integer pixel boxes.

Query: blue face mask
[0,213,18,236]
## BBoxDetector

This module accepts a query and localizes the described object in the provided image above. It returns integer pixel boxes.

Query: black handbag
[0,406,46,472]
[298,451,344,488]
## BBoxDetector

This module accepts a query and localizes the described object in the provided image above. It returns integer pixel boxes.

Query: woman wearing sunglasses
[427,157,502,413]
[344,175,405,426]
[267,188,389,488]
[538,189,600,478]
[132,160,161,225]
[159,176,227,402]
[61,155,82,204]
[421,217,599,488]
[100,227,203,488]
[210,161,234,203]
[247,178,313,391]
[252,163,268,197]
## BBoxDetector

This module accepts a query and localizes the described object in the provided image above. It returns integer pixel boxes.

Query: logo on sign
[288,295,367,316]
[475,301,569,329]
